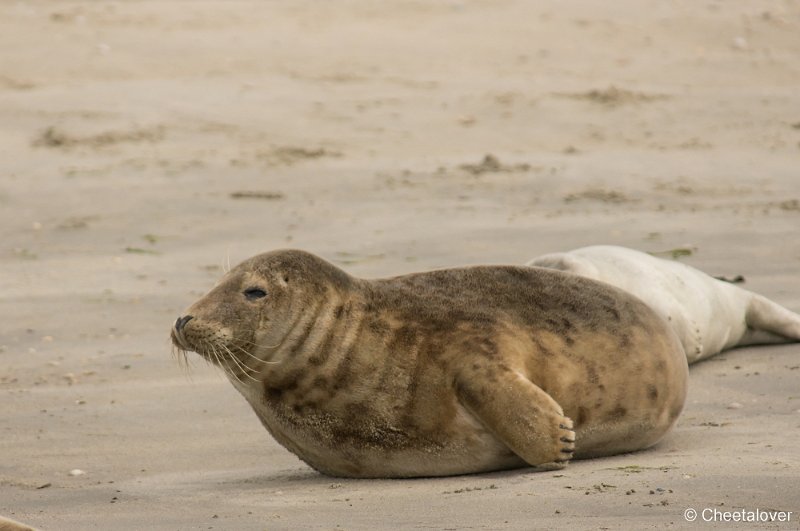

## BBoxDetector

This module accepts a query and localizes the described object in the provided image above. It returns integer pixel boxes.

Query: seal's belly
[298,406,523,478]
[235,379,521,478]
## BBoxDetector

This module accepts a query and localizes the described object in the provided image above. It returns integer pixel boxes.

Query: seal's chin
[170,328,190,352]
[170,330,213,362]
[169,324,214,368]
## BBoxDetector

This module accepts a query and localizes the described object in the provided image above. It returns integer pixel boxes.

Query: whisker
[221,336,286,366]
[170,344,187,369]
[221,246,232,274]
[216,341,256,376]
[222,349,247,386]
[236,347,269,364]
[219,343,260,382]
[211,343,243,386]
[170,344,195,381]
[233,336,284,351]
[247,339,283,349]
[231,344,282,365]
[182,356,197,382]
[207,343,224,372]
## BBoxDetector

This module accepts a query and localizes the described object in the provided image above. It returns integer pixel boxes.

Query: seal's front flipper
[454,365,575,468]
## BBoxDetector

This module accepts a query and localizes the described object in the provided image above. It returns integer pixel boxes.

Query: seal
[171,249,687,478]
[528,245,800,364]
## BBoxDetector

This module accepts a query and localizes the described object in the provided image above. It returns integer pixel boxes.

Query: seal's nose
[175,315,193,332]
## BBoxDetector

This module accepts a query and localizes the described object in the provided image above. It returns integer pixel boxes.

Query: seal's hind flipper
[454,365,575,469]
[741,294,800,346]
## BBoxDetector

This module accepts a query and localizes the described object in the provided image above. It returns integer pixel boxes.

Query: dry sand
[1,1,799,529]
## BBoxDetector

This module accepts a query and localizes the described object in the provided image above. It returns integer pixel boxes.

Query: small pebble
[732,36,748,50]
[727,402,743,409]
[68,469,86,477]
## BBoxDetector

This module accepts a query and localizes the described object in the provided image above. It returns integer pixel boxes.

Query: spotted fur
[172,250,687,478]
[528,245,800,363]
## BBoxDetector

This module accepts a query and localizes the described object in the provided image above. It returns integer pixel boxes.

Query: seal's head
[170,249,352,382]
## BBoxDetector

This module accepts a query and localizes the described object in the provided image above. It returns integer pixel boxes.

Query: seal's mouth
[169,315,263,386]
[170,321,194,372]
[171,315,195,351]
[171,323,192,352]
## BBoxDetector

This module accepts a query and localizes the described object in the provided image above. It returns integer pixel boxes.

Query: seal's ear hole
[283,276,290,283]
[244,288,267,301]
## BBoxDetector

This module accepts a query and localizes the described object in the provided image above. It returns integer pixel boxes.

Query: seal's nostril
[175,315,193,332]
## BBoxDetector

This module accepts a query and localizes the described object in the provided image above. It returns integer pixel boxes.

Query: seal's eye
[243,288,267,301]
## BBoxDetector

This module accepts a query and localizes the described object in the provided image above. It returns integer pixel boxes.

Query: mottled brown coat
[172,250,688,478]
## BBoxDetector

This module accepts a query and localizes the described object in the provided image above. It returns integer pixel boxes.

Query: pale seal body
[172,250,687,478]
[528,245,800,363]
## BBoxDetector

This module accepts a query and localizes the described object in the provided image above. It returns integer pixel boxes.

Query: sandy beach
[1,1,799,529]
